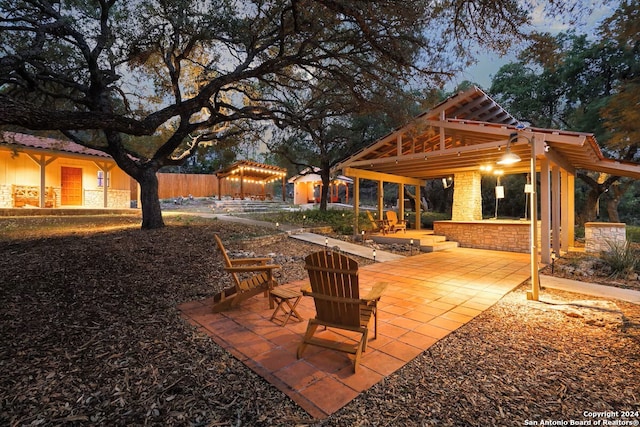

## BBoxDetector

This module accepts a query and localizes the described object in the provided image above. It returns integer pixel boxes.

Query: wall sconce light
[497,133,522,165]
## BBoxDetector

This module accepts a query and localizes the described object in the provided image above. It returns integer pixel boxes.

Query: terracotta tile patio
[178,247,531,419]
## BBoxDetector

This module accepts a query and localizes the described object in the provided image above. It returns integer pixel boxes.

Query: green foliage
[417,211,451,229]
[249,208,451,233]
[601,240,638,278]
[490,8,640,226]
[248,209,357,234]
[627,226,640,243]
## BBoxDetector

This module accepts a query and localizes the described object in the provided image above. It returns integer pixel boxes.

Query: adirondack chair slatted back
[305,250,361,327]
[299,250,386,372]
[214,234,242,289]
[211,234,279,312]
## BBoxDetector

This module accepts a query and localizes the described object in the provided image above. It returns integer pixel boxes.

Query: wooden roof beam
[342,167,424,186]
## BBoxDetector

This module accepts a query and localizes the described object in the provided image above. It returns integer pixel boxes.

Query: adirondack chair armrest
[362,282,388,302]
[229,257,273,265]
[224,264,281,273]
[300,290,361,305]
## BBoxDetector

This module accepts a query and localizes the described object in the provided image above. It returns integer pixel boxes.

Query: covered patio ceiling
[335,86,640,181]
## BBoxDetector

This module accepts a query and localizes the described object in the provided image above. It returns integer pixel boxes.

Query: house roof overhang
[288,166,354,184]
[335,87,640,181]
[1,131,114,161]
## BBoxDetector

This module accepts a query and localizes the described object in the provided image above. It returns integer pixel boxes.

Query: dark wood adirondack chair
[297,250,387,372]
[211,234,280,313]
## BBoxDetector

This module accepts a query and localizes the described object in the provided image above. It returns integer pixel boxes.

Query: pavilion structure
[215,160,287,201]
[334,86,640,300]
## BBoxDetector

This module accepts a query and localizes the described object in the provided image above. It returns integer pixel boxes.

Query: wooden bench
[13,185,56,208]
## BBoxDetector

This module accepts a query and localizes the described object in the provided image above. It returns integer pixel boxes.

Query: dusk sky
[450,1,617,90]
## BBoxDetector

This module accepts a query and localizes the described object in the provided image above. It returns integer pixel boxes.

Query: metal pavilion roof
[335,87,640,181]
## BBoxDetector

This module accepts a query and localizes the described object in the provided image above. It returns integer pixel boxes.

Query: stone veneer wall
[434,220,542,253]
[584,222,626,253]
[0,184,12,208]
[0,185,60,208]
[84,189,131,208]
[451,172,482,221]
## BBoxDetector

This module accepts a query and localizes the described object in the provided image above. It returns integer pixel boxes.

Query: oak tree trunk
[138,168,165,229]
[319,169,330,211]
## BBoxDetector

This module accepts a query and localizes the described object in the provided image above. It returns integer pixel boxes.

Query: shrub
[601,240,638,278]
[627,225,640,243]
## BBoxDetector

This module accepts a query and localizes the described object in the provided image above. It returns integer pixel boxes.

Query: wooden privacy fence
[157,173,267,199]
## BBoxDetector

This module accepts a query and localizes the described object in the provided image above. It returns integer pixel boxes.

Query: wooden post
[552,165,561,255]
[528,135,539,301]
[353,177,360,234]
[540,158,551,264]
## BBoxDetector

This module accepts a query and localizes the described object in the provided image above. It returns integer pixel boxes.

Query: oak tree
[0,0,578,228]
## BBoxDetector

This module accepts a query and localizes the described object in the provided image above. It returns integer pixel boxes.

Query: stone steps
[211,199,292,213]
[369,233,458,253]
[420,240,459,253]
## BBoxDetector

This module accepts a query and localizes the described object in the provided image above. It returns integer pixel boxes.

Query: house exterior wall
[293,181,317,204]
[0,149,130,208]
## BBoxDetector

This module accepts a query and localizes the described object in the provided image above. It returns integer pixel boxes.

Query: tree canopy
[489,0,640,223]
[1,0,594,228]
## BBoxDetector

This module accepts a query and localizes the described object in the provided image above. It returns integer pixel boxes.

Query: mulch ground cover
[1,214,639,426]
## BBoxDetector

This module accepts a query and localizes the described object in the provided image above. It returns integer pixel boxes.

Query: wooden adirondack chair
[365,211,389,235]
[385,211,408,233]
[212,234,281,313]
[297,250,387,372]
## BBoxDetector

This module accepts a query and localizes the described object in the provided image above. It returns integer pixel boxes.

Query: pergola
[335,86,640,300]
[215,160,287,201]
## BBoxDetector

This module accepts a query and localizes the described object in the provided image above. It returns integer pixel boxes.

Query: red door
[61,167,83,206]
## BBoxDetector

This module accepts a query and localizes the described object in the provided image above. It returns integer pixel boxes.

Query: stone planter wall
[434,220,542,253]
[584,222,626,253]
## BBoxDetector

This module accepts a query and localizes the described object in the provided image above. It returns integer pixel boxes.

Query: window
[97,171,110,187]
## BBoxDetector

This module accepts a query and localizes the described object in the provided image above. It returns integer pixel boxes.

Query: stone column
[452,171,482,221]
